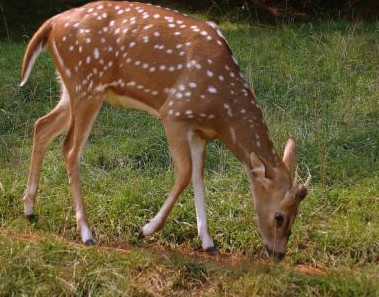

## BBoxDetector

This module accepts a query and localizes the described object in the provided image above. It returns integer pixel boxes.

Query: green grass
[0,19,378,296]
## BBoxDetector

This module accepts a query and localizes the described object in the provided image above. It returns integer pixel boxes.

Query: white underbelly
[104,90,160,118]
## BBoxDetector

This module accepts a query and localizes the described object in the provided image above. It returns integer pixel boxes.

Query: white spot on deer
[65,68,71,78]
[93,48,100,59]
[189,82,197,88]
[206,70,214,77]
[168,23,176,28]
[97,4,104,9]
[142,36,149,43]
[159,65,166,70]
[207,86,217,94]
[153,14,160,18]
[149,67,156,72]
[129,41,136,48]
[86,56,91,64]
[153,31,160,37]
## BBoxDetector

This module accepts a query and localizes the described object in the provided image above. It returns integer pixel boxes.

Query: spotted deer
[20,1,311,259]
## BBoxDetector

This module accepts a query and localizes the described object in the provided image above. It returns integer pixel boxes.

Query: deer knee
[33,117,50,142]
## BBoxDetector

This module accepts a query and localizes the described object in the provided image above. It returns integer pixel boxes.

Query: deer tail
[20,18,54,87]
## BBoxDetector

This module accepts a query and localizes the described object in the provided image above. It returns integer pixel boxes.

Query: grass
[0,17,378,296]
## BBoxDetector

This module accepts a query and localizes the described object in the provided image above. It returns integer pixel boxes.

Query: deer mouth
[265,245,286,261]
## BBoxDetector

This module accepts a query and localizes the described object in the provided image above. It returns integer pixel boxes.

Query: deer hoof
[205,246,219,255]
[84,239,95,246]
[26,214,38,223]
[137,230,145,240]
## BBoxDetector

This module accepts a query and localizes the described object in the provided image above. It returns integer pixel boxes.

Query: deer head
[249,137,311,260]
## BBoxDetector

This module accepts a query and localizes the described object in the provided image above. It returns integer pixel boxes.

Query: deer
[20,1,311,260]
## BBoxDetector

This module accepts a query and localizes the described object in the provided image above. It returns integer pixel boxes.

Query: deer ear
[250,153,271,188]
[282,137,297,174]
[250,152,265,175]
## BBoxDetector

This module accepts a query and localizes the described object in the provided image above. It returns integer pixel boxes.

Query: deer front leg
[23,94,70,218]
[62,96,103,245]
[189,133,216,253]
[141,121,192,236]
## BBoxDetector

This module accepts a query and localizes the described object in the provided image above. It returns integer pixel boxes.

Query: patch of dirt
[294,264,325,275]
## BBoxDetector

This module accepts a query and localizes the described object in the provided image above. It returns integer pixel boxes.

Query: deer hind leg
[23,86,70,217]
[62,95,103,245]
[189,133,216,253]
[141,121,192,237]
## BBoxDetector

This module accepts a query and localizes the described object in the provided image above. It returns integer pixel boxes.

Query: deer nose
[265,245,285,261]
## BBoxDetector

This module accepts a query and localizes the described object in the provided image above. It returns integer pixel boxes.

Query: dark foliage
[0,0,377,40]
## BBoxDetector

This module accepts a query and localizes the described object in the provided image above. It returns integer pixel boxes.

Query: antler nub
[304,165,312,188]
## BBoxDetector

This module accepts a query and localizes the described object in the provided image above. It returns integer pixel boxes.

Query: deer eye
[274,212,284,227]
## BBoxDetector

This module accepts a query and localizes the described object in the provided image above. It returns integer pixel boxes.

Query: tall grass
[0,19,378,296]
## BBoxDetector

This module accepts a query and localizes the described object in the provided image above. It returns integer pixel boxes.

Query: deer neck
[218,100,281,174]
